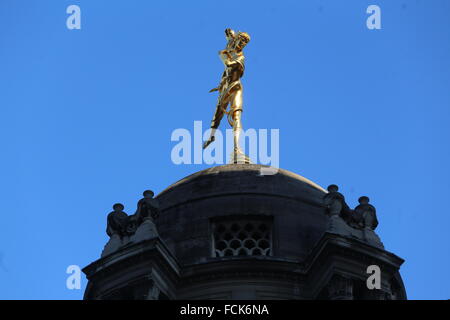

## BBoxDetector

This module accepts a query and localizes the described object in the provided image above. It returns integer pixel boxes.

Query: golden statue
[203,28,251,163]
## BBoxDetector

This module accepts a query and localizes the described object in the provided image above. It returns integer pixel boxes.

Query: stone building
[82,164,406,300]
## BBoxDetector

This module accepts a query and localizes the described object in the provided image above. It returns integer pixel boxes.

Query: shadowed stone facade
[83,164,406,300]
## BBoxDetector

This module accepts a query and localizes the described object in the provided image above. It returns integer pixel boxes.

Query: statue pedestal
[230,149,251,164]
[101,234,122,257]
[327,215,384,249]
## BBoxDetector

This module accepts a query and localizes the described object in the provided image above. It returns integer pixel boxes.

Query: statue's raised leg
[203,99,226,149]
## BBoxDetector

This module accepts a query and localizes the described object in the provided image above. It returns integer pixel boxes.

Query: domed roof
[155,164,329,265]
[158,164,327,208]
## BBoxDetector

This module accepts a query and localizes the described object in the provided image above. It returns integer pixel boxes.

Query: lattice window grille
[212,219,272,257]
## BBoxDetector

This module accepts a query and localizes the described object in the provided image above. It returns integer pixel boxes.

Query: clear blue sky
[0,0,449,300]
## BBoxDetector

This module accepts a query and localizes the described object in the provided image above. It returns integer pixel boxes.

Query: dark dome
[156,164,329,265]
[84,163,406,300]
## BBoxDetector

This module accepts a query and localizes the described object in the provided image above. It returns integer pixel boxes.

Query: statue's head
[113,203,124,212]
[143,190,154,198]
[327,184,339,193]
[356,196,376,214]
[234,32,250,51]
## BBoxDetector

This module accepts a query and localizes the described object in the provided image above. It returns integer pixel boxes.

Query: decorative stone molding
[84,238,180,300]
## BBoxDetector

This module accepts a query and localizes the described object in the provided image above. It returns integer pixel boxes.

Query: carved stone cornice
[82,237,180,299]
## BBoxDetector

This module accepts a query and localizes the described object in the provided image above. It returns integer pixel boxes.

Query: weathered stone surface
[130,218,159,243]
[101,233,123,257]
[156,164,328,264]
